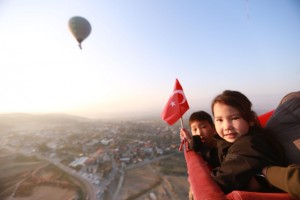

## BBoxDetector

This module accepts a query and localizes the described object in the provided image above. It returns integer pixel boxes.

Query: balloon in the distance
[68,16,91,49]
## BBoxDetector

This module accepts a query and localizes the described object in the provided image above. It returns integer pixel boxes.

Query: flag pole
[180,117,184,128]
[179,117,186,151]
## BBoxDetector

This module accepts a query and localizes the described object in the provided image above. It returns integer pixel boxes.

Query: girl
[210,90,285,194]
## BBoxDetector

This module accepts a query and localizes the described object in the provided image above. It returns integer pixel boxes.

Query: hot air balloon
[68,16,91,49]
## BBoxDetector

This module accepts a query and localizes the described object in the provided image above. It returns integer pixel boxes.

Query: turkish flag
[161,79,189,125]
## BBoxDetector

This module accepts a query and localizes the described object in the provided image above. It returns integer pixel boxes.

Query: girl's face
[213,102,250,143]
[190,120,215,142]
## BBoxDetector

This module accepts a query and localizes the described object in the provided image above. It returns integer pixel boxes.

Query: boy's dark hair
[189,111,214,127]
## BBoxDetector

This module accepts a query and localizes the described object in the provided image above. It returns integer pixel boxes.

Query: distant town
[0,113,187,200]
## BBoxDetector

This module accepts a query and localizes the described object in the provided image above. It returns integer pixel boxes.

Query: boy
[180,111,219,200]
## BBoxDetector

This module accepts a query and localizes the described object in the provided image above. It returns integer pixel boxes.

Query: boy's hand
[180,128,192,142]
[179,128,192,151]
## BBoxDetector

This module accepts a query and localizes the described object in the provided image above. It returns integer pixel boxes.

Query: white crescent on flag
[171,90,187,104]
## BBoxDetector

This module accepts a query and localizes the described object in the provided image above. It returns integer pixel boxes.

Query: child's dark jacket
[210,128,283,194]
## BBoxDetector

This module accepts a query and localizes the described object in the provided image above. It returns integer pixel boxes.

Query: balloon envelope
[68,16,91,49]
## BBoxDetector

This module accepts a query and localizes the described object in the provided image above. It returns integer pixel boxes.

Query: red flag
[161,79,189,125]
[258,110,274,127]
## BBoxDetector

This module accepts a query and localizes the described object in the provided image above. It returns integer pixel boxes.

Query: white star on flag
[170,101,176,107]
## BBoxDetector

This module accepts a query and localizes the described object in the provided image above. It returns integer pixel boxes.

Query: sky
[0,0,299,119]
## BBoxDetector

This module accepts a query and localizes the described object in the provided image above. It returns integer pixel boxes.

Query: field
[110,154,190,200]
[0,149,84,200]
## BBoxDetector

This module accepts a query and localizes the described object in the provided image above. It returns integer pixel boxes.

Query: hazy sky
[0,0,299,119]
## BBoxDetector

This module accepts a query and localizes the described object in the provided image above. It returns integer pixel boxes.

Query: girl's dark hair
[189,111,214,127]
[211,90,261,128]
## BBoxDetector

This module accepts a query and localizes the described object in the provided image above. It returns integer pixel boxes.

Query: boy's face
[213,102,250,143]
[190,120,215,142]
